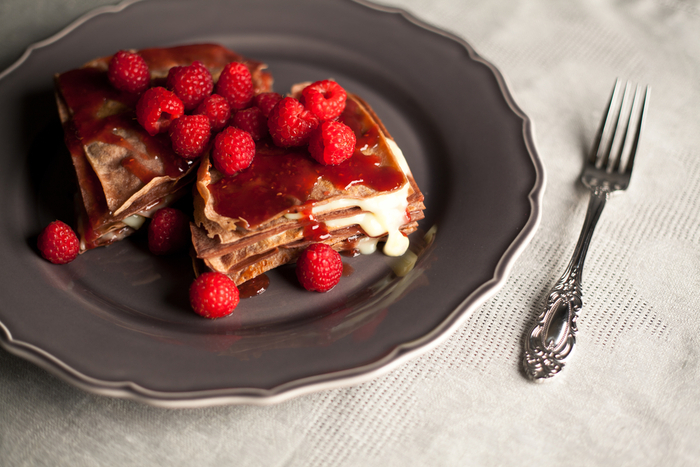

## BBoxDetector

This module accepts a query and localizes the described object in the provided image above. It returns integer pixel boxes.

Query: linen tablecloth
[1,0,699,465]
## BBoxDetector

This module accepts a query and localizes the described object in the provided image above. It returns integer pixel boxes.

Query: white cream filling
[122,214,146,230]
[357,237,379,255]
[285,139,412,257]
[120,195,181,231]
[385,139,411,176]
[390,248,418,277]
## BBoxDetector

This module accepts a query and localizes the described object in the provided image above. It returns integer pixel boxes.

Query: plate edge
[0,0,144,82]
[0,0,546,408]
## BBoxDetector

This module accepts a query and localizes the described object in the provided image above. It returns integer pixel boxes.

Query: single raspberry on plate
[194,94,231,132]
[296,243,343,292]
[37,220,80,265]
[232,106,268,141]
[136,86,184,136]
[189,271,240,319]
[165,61,213,111]
[308,121,356,165]
[169,114,211,159]
[212,126,255,176]
[215,62,253,110]
[253,92,283,117]
[267,97,319,147]
[147,207,190,255]
[301,80,347,121]
[108,50,150,94]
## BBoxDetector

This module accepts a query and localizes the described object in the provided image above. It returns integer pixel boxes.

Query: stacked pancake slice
[191,94,426,285]
[54,44,272,251]
[54,43,425,286]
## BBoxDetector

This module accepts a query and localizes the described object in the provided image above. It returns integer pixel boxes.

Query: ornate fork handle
[523,187,608,380]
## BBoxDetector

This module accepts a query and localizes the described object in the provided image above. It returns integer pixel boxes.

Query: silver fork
[523,79,650,380]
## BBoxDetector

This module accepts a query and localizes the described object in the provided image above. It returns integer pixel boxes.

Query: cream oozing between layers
[284,139,412,257]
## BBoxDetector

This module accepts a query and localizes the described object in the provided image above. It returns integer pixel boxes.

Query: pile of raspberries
[109,49,357,174]
[38,50,352,318]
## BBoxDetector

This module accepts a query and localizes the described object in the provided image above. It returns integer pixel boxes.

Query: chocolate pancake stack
[190,94,425,285]
[54,44,272,251]
[55,43,425,285]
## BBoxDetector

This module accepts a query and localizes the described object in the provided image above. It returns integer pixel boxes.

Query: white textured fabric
[2,0,700,465]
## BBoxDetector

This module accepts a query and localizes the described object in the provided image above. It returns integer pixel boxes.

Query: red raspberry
[169,114,211,159]
[215,62,253,110]
[194,94,231,132]
[37,220,80,264]
[189,272,240,319]
[296,243,343,292]
[232,106,268,141]
[212,127,255,176]
[308,121,356,165]
[267,97,319,147]
[253,92,283,117]
[147,208,190,255]
[108,50,150,94]
[301,80,347,121]
[165,61,213,111]
[136,87,184,136]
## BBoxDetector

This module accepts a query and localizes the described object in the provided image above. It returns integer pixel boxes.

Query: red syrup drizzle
[57,63,196,233]
[58,68,191,181]
[138,44,246,73]
[57,46,241,186]
[299,208,331,242]
[340,249,361,258]
[237,273,270,299]
[54,44,271,250]
[342,262,355,277]
[207,98,407,230]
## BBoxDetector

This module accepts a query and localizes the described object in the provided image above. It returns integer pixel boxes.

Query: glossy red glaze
[342,262,355,277]
[58,68,191,182]
[207,98,406,228]
[57,44,265,249]
[238,273,270,299]
[340,249,361,258]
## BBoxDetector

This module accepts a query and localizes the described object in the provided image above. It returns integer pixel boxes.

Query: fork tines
[590,79,650,174]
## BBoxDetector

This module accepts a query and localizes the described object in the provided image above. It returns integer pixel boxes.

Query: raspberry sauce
[238,273,270,299]
[57,67,191,183]
[139,44,245,75]
[342,262,355,277]
[56,44,271,249]
[207,98,407,228]
[56,44,270,189]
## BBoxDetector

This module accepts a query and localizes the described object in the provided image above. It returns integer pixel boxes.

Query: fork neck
[570,188,608,282]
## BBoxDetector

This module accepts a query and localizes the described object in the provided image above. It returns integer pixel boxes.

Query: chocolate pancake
[191,92,425,284]
[54,44,273,251]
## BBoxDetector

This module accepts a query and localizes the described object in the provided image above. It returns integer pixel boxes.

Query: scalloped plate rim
[0,0,545,407]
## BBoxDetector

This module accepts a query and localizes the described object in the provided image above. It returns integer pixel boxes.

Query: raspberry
[194,94,231,132]
[215,62,253,110]
[212,126,255,176]
[308,121,356,165]
[165,61,213,111]
[169,114,211,159]
[296,243,343,292]
[147,208,190,255]
[37,220,80,264]
[136,87,184,136]
[108,50,150,94]
[253,92,283,117]
[189,272,240,319]
[267,97,319,147]
[301,80,347,121]
[232,106,268,141]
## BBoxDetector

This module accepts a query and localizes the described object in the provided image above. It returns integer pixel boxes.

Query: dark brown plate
[0,0,544,407]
